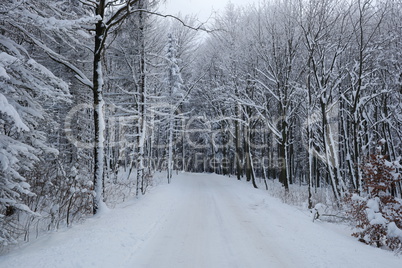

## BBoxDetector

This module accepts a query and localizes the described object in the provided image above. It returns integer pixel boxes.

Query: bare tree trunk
[235,101,242,180]
[136,1,147,196]
[92,0,106,214]
[279,118,289,191]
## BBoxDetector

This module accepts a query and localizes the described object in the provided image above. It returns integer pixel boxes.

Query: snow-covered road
[133,174,292,267]
[1,173,400,267]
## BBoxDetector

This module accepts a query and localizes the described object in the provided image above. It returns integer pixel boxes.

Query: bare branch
[133,10,216,33]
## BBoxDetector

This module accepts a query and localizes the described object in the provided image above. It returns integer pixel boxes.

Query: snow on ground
[0,173,400,268]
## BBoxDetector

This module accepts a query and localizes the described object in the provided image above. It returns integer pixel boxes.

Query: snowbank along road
[0,173,400,267]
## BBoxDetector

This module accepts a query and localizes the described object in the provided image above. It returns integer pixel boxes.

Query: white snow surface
[0,173,400,268]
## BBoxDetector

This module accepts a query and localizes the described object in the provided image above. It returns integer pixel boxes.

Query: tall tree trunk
[279,117,289,190]
[136,1,147,196]
[167,116,173,183]
[235,101,242,180]
[93,0,106,214]
[321,100,341,201]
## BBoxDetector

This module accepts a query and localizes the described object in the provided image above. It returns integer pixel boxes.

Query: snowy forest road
[132,174,293,267]
[0,173,400,268]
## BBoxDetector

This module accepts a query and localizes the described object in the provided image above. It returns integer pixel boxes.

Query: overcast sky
[159,0,256,23]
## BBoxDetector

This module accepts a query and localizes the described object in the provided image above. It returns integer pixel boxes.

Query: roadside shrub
[347,153,402,250]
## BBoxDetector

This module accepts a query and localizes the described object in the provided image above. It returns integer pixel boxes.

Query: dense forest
[1,0,401,251]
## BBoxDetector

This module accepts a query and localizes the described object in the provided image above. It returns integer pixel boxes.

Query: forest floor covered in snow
[0,173,401,268]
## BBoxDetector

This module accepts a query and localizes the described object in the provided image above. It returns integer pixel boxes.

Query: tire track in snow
[130,175,296,268]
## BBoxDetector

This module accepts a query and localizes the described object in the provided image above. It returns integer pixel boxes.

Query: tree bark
[93,0,107,214]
